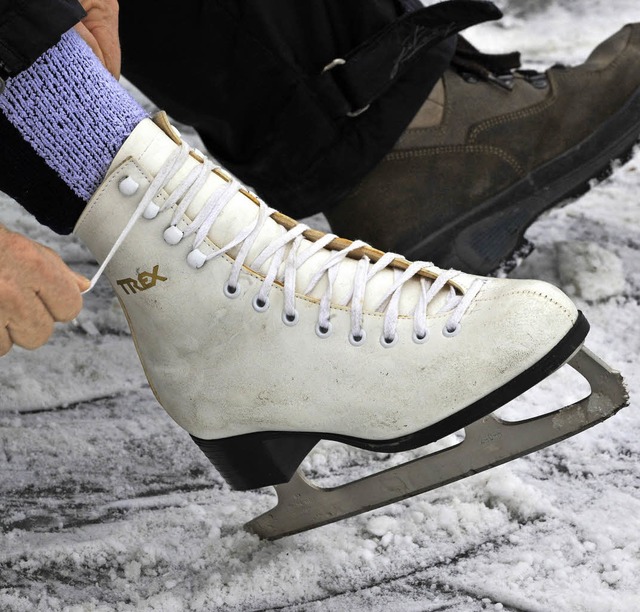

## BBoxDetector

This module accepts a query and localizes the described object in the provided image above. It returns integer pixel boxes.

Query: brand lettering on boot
[116,265,168,295]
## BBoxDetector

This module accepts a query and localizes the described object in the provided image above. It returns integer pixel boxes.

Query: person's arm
[0,225,89,356]
[0,0,118,357]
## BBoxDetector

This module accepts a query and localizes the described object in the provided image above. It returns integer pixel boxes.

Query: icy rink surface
[1,2,640,610]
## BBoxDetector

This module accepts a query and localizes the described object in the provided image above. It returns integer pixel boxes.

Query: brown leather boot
[326,24,640,274]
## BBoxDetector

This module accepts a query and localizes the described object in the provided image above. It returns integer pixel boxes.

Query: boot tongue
[451,35,522,78]
[112,116,456,316]
[107,114,196,187]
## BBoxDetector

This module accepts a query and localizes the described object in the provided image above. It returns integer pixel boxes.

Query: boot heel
[191,432,319,491]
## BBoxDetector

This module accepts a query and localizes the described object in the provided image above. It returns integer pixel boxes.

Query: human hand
[0,225,90,357]
[74,0,121,79]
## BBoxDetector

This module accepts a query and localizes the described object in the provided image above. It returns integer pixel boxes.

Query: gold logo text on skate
[116,265,168,295]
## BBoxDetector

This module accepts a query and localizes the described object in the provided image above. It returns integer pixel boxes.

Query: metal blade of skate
[246,346,628,540]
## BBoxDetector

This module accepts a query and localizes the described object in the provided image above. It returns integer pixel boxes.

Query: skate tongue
[107,114,213,194]
[107,115,461,316]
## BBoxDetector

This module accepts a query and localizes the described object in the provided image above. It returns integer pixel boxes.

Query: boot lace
[86,139,485,346]
[451,36,549,91]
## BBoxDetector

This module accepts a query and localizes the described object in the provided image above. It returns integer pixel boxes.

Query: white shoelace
[86,141,485,345]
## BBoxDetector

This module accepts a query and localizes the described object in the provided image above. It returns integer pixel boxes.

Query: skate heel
[191,432,319,491]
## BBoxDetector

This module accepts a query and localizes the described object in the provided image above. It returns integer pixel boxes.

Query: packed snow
[1,1,640,610]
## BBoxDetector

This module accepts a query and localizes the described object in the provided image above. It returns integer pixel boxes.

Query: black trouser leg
[120,1,498,218]
[0,0,85,78]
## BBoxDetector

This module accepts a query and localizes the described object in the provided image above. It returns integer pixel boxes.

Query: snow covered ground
[1,2,640,610]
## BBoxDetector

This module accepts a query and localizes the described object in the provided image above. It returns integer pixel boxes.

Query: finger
[37,273,85,323]
[0,326,12,357]
[74,22,106,67]
[32,246,86,321]
[7,297,55,350]
[77,0,121,78]
[97,27,122,79]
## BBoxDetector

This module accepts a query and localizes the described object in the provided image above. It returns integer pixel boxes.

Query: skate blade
[245,346,628,540]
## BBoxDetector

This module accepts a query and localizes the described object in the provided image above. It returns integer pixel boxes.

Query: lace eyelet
[163,225,184,245]
[412,330,429,344]
[252,295,270,313]
[530,76,548,89]
[223,283,240,299]
[118,176,140,196]
[315,321,333,339]
[186,249,207,269]
[282,310,299,326]
[380,334,398,349]
[348,330,367,347]
[442,323,461,338]
[520,71,549,89]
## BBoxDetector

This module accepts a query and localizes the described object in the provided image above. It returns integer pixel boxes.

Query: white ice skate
[75,114,627,539]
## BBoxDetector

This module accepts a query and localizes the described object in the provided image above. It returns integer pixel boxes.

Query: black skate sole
[192,311,589,491]
[403,85,640,275]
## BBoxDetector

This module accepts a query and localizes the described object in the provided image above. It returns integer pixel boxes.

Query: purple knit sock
[0,30,148,201]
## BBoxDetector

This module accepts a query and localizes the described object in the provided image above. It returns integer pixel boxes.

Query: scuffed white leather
[75,119,579,441]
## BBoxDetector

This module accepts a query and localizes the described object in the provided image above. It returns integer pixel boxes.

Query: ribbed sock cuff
[0,29,148,201]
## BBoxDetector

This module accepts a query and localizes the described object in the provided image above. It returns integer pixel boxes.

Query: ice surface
[2,3,640,610]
